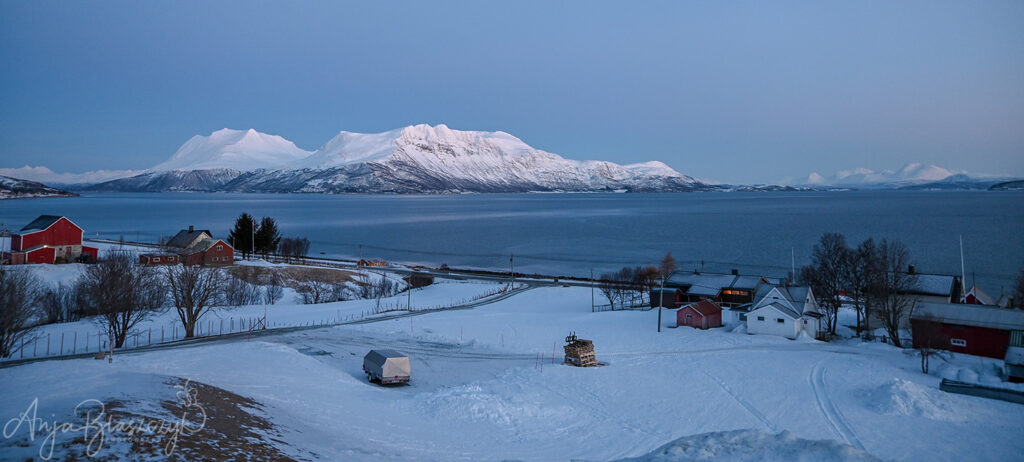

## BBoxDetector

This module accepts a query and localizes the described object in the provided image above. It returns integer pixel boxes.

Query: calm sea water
[2,191,1022,294]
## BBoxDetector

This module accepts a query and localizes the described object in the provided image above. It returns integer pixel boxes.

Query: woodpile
[563,332,597,367]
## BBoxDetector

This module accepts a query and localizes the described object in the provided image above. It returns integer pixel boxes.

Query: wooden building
[2,215,98,264]
[139,225,233,266]
[676,300,723,329]
[911,302,1024,360]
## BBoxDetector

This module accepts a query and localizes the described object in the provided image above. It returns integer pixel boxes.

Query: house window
[686,314,693,319]
[757,316,765,321]
[153,257,160,262]
[169,256,176,261]
[216,245,223,251]
[739,314,747,321]
[803,320,807,325]
[951,338,967,347]
[212,257,218,262]
[776,318,784,323]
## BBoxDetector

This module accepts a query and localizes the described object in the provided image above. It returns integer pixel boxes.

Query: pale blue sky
[1,1,1022,183]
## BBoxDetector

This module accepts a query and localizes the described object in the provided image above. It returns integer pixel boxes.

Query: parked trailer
[363,349,411,385]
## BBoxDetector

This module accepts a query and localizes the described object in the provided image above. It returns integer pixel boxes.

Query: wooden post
[60,332,64,355]
[148,328,152,345]
[73,332,77,354]
[161,326,164,343]
[47,333,50,356]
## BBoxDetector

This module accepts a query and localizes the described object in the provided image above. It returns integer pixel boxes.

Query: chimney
[731,269,739,276]
[188,225,194,232]
[908,265,916,275]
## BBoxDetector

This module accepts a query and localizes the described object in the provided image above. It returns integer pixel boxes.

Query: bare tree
[166,265,225,338]
[223,276,261,306]
[297,280,333,304]
[913,320,951,374]
[39,283,79,324]
[0,268,41,358]
[75,251,166,348]
[845,239,880,337]
[871,239,918,347]
[263,272,284,305]
[597,271,619,310]
[803,232,848,336]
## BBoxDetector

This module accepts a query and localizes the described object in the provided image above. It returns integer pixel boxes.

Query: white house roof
[911,302,1024,331]
[751,302,802,320]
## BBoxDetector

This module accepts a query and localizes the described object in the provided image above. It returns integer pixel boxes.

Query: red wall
[677,305,723,329]
[912,320,1011,359]
[15,218,83,250]
[25,247,55,264]
[202,241,233,265]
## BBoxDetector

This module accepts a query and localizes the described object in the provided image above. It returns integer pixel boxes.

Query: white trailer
[363,349,411,385]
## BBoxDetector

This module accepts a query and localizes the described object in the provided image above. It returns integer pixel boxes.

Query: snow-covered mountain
[0,175,78,199]
[0,166,144,185]
[88,125,712,193]
[150,128,313,172]
[803,163,966,188]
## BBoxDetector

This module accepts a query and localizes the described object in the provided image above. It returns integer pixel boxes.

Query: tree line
[226,213,309,261]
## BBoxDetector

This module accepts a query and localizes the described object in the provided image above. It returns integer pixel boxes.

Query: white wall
[746,306,799,339]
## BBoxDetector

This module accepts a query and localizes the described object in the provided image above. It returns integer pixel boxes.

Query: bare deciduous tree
[298,280,333,304]
[871,239,918,348]
[0,268,41,358]
[39,283,79,324]
[223,276,261,306]
[845,239,880,337]
[802,232,848,336]
[166,265,225,338]
[263,272,284,305]
[75,251,166,348]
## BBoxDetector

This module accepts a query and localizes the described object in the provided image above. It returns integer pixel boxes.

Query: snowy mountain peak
[90,124,707,193]
[151,128,313,172]
[804,163,964,188]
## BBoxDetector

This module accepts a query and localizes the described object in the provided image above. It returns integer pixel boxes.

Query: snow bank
[866,379,964,422]
[614,429,882,462]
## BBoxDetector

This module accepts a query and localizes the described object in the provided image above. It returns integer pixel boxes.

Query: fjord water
[2,191,1022,293]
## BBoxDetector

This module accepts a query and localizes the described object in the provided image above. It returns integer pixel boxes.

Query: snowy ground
[2,284,1022,461]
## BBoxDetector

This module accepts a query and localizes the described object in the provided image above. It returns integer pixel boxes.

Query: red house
[677,300,724,329]
[2,215,98,265]
[139,225,233,266]
[911,302,1024,359]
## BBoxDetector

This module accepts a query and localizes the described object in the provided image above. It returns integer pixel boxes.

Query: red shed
[3,215,97,264]
[911,302,1024,359]
[677,300,723,329]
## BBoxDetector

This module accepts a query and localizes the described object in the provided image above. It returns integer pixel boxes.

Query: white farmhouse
[746,285,824,339]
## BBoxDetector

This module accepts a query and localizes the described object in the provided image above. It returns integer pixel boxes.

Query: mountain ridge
[84,125,713,193]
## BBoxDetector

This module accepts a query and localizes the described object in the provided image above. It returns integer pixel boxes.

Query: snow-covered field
[2,281,1022,461]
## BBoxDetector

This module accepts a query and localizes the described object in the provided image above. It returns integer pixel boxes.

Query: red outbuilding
[2,215,98,265]
[911,302,1024,359]
[139,225,233,266]
[677,300,724,329]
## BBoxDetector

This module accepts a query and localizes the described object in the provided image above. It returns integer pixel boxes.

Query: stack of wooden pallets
[563,333,597,367]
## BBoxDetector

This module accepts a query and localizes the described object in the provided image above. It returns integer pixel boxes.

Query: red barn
[2,215,98,265]
[911,302,1024,359]
[677,300,724,329]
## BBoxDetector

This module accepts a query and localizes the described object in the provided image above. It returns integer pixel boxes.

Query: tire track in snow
[703,371,779,433]
[809,357,864,450]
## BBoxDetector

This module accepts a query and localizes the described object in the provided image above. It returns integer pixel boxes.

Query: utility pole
[591,268,595,313]
[251,217,256,261]
[791,247,796,283]
[959,235,966,302]
[657,276,664,332]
